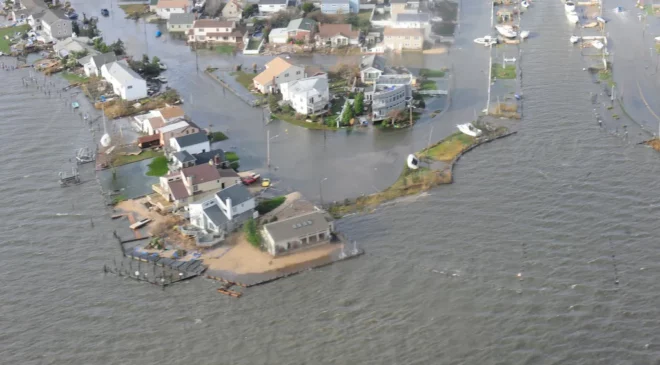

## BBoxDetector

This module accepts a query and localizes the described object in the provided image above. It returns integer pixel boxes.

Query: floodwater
[2,0,660,364]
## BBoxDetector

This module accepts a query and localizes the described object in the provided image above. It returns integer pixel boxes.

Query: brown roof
[181,164,221,185]
[317,24,359,39]
[158,106,185,121]
[168,180,189,200]
[217,168,239,178]
[383,27,423,37]
[138,134,161,143]
[193,19,235,29]
[148,116,165,130]
[157,0,189,9]
[305,65,325,77]
[253,57,295,86]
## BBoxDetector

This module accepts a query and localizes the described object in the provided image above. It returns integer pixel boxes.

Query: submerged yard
[231,71,257,90]
[0,24,30,53]
[491,63,516,79]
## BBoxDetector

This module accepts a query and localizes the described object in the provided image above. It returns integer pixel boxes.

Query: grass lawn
[246,38,261,50]
[210,131,229,142]
[420,80,437,90]
[113,149,164,167]
[656,43,660,54]
[225,151,240,169]
[119,4,148,14]
[273,112,338,130]
[0,24,30,53]
[216,44,236,55]
[231,71,257,90]
[358,9,372,22]
[146,156,169,176]
[598,69,615,87]
[420,132,475,162]
[60,72,89,84]
[256,196,286,215]
[112,195,128,205]
[420,68,446,78]
[492,63,516,79]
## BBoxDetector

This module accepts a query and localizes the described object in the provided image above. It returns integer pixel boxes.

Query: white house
[221,0,244,21]
[280,74,329,115]
[154,164,227,208]
[359,54,387,84]
[393,13,431,40]
[167,12,195,32]
[169,132,211,155]
[82,52,117,77]
[253,56,306,94]
[136,105,187,134]
[188,183,256,235]
[100,61,148,101]
[365,74,413,121]
[262,210,334,256]
[258,0,288,14]
[155,0,190,20]
[269,28,289,44]
[187,19,244,44]
[158,120,200,147]
[41,10,72,40]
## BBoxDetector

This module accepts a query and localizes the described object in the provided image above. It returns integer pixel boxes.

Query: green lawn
[420,132,475,162]
[146,156,169,176]
[216,44,236,55]
[419,68,446,78]
[598,69,615,87]
[113,150,164,166]
[491,63,516,80]
[225,151,240,169]
[0,24,30,53]
[656,43,660,54]
[231,71,257,90]
[246,38,261,50]
[60,72,89,84]
[273,112,338,130]
[256,196,286,215]
[358,9,372,22]
[420,80,437,90]
[210,131,228,142]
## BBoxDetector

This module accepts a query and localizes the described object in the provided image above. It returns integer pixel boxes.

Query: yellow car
[261,178,271,187]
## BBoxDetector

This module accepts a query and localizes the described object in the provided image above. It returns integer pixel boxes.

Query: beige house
[187,19,244,44]
[253,57,306,94]
[389,0,410,18]
[262,211,335,256]
[167,12,195,32]
[221,0,244,21]
[155,164,226,208]
[383,27,424,51]
[315,23,360,47]
[158,120,200,147]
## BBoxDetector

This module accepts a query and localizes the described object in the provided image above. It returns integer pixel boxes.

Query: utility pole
[319,177,328,207]
[266,129,270,167]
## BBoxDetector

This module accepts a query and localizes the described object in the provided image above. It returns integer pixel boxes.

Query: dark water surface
[2,0,660,364]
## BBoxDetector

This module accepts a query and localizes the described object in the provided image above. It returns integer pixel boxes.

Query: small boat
[71,101,80,109]
[613,6,624,13]
[100,133,112,147]
[130,218,152,230]
[407,154,420,170]
[111,214,125,219]
[520,30,530,40]
[591,40,604,49]
[155,30,162,38]
[431,17,443,22]
[565,1,576,13]
[457,123,483,137]
[474,35,498,46]
[570,35,581,44]
[156,76,168,83]
[655,36,660,42]
[495,25,517,38]
[567,11,579,24]
[158,62,167,70]
[101,8,109,16]
[521,0,530,8]
[596,16,607,23]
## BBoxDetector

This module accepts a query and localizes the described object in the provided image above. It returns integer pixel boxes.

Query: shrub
[256,196,286,214]
[244,218,262,248]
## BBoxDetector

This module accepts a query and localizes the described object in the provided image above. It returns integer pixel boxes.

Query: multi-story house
[382,26,424,51]
[365,74,413,121]
[187,19,244,44]
[280,74,330,115]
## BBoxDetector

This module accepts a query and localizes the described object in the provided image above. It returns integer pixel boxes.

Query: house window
[127,85,133,89]
[296,71,300,75]
[193,185,199,192]
[284,73,289,77]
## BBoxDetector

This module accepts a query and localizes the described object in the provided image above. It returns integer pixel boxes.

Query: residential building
[157,105,186,122]
[170,148,231,171]
[155,164,226,207]
[286,18,317,42]
[12,8,31,22]
[258,0,288,14]
[359,54,387,84]
[137,134,162,149]
[321,0,358,14]
[167,12,195,32]
[137,105,186,134]
[253,56,306,94]
[188,183,256,236]
[149,0,159,12]
[221,0,244,21]
[383,27,423,51]
[100,61,148,101]
[82,52,117,77]
[280,74,329,115]
[269,28,289,44]
[364,74,413,121]
[389,0,410,19]
[53,36,95,58]
[262,210,334,256]
[393,13,431,39]
[41,10,72,40]
[315,23,360,47]
[169,132,211,155]
[158,120,200,147]
[155,0,190,19]
[187,19,244,44]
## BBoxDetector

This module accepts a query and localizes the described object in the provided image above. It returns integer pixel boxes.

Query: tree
[142,54,150,64]
[353,92,364,115]
[301,2,315,13]
[268,93,279,112]
[72,21,80,36]
[358,18,371,33]
[306,10,332,24]
[243,219,262,248]
[152,56,161,65]
[345,13,359,27]
[387,109,406,126]
[242,3,258,18]
[92,37,110,53]
[341,103,354,125]
[110,38,125,55]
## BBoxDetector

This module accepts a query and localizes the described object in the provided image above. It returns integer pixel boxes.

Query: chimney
[186,175,194,192]
[213,154,223,166]
[226,197,233,220]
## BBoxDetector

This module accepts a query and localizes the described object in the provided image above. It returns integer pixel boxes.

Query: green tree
[110,38,125,55]
[345,13,359,27]
[152,56,160,65]
[301,2,315,13]
[358,18,371,33]
[72,21,80,36]
[243,219,262,248]
[353,92,364,115]
[142,54,150,64]
[92,37,110,53]
[242,3,258,18]
[268,93,279,112]
[341,104,354,125]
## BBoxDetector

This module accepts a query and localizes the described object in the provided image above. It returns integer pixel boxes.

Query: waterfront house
[253,57,306,94]
[138,105,186,134]
[383,27,423,51]
[155,0,190,20]
[170,148,230,171]
[137,134,162,149]
[262,210,334,256]
[12,8,31,22]
[100,61,148,101]
[258,0,288,14]
[82,52,117,77]
[221,0,244,21]
[286,18,317,42]
[167,12,195,32]
[170,132,211,155]
[188,183,256,235]
[315,23,359,47]
[269,28,289,44]
[158,120,200,147]
[393,13,431,40]
[41,10,72,40]
[359,54,387,84]
[187,19,244,44]
[155,164,225,208]
[280,74,329,115]
[364,74,412,121]
[53,37,95,58]
[321,0,358,14]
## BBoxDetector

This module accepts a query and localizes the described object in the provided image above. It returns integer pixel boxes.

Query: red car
[241,173,260,185]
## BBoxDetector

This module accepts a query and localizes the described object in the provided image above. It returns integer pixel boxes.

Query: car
[241,173,260,185]
[101,9,109,16]
[261,178,271,188]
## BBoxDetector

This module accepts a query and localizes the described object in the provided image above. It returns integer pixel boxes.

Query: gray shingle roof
[360,55,386,71]
[259,0,287,4]
[91,52,117,68]
[173,132,209,148]
[173,150,196,163]
[263,211,331,242]
[193,148,225,165]
[168,12,195,25]
[217,183,252,205]
[395,13,430,22]
[41,9,68,25]
[204,204,228,227]
[287,18,316,32]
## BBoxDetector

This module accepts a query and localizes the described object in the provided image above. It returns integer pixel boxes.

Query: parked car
[101,9,109,16]
[241,173,261,185]
[261,178,271,188]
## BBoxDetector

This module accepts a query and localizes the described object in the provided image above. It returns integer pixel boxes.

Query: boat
[130,218,152,230]
[655,36,660,42]
[155,30,162,38]
[565,1,576,12]
[158,62,167,70]
[495,25,517,38]
[100,133,112,147]
[71,101,80,109]
[407,154,420,170]
[566,11,579,23]
[591,40,604,49]
[596,16,607,23]
[156,76,168,83]
[570,35,581,44]
[474,35,498,46]
[520,30,530,40]
[521,0,530,8]
[457,123,483,137]
[431,17,443,22]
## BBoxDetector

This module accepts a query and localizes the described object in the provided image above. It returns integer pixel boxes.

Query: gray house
[262,210,335,256]
[41,10,72,40]
[359,55,387,84]
[167,12,195,33]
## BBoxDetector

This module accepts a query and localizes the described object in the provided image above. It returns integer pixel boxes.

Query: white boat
[495,25,517,38]
[407,154,420,170]
[156,76,168,83]
[566,11,579,23]
[596,16,607,23]
[655,36,660,42]
[457,123,483,137]
[474,35,498,46]
[591,40,604,49]
[570,35,581,44]
[158,62,167,70]
[520,30,530,40]
[431,17,443,22]
[565,1,576,13]
[521,0,530,8]
[130,218,152,230]
[100,133,112,147]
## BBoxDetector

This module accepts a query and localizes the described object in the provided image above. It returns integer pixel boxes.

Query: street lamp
[319,177,328,207]
[266,130,279,168]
